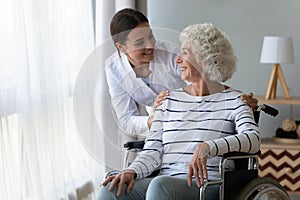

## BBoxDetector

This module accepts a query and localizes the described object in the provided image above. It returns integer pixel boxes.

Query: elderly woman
[97,23,260,200]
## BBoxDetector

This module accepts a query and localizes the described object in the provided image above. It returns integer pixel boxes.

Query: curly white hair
[179,23,237,82]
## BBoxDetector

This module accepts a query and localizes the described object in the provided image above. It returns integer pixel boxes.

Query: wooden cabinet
[256,97,300,194]
[258,138,300,194]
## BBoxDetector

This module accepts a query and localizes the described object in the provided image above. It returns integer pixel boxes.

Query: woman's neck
[185,79,228,96]
[132,63,152,78]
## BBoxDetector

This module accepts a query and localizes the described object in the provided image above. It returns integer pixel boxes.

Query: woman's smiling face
[117,22,156,67]
[176,41,203,82]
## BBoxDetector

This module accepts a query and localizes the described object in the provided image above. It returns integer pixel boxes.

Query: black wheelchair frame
[121,104,290,200]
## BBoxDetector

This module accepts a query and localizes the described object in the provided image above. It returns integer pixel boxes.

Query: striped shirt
[128,88,260,180]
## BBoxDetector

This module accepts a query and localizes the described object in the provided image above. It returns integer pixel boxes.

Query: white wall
[148,0,300,139]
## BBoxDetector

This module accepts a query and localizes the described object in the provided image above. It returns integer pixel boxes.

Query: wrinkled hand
[240,92,259,110]
[188,143,210,187]
[101,169,136,196]
[153,91,169,112]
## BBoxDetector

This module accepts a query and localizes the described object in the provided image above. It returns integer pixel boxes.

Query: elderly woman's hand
[240,92,259,110]
[188,143,210,188]
[153,91,169,112]
[101,169,136,196]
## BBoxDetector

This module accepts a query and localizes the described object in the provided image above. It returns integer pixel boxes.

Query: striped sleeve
[126,106,164,179]
[205,100,260,157]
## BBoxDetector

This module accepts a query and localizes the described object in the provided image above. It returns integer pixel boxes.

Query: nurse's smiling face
[116,22,156,67]
[176,41,203,82]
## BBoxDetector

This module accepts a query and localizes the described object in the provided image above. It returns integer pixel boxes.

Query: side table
[258,138,300,194]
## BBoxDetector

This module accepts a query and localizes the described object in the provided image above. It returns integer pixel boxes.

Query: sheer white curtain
[90,0,148,172]
[0,0,103,199]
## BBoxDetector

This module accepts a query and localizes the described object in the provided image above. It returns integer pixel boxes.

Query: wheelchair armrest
[223,151,261,159]
[221,151,261,172]
[124,140,145,150]
[104,170,120,179]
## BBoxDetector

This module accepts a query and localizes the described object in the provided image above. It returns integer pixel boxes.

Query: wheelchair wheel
[235,177,290,200]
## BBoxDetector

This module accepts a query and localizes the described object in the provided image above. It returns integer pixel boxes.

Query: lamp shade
[260,36,294,64]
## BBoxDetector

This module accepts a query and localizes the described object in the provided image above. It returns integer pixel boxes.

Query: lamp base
[265,64,291,100]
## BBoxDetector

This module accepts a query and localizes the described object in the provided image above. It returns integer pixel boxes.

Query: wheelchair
[120,104,290,199]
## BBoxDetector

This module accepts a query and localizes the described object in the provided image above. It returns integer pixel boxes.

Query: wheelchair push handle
[124,140,145,150]
[257,104,279,117]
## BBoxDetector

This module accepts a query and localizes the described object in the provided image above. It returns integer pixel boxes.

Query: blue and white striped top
[128,88,260,180]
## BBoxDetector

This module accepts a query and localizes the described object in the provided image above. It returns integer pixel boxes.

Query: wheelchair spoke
[236,177,290,200]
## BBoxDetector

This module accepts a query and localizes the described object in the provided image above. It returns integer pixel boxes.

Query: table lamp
[260,36,294,99]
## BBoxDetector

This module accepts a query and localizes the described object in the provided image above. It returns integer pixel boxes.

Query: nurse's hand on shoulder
[240,92,259,110]
[148,91,170,128]
[101,169,136,196]
[153,91,169,112]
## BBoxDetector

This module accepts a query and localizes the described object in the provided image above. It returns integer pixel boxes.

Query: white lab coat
[105,41,186,139]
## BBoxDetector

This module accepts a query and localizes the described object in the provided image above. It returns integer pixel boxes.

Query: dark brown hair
[110,8,149,46]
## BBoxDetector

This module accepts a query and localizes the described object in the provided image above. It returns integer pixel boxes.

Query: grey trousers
[97,175,219,200]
